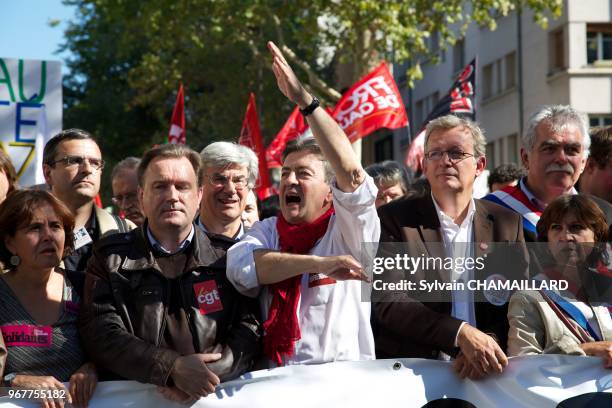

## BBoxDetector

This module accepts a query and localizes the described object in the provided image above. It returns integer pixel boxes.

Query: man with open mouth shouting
[227,41,380,366]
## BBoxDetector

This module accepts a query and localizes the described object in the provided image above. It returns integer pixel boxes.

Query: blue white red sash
[534,273,602,342]
[483,185,541,235]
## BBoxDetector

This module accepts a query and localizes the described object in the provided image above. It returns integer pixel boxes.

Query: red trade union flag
[266,106,308,168]
[332,62,408,143]
[239,93,273,200]
[168,84,186,144]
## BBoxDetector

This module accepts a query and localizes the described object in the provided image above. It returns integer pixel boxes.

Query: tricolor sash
[534,273,602,342]
[483,185,541,235]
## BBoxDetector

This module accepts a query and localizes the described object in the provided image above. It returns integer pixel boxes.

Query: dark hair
[281,137,334,183]
[0,189,75,270]
[410,177,431,197]
[259,194,280,220]
[588,126,612,169]
[43,128,98,165]
[487,163,525,190]
[365,161,409,193]
[537,195,609,243]
[0,149,17,195]
[137,144,203,187]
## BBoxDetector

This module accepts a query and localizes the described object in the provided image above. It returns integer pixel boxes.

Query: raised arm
[268,41,364,192]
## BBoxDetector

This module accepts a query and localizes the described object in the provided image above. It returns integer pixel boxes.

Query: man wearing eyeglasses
[42,129,135,293]
[197,141,258,242]
[374,115,527,380]
[111,157,145,227]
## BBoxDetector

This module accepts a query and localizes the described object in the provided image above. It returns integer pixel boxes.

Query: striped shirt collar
[519,177,577,211]
[146,225,195,255]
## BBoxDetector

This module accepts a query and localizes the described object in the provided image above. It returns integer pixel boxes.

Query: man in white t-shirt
[227,41,380,366]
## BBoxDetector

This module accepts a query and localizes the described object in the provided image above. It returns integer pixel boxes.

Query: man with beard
[196,141,258,243]
[484,105,611,241]
[43,129,135,293]
[111,157,145,227]
[227,42,379,366]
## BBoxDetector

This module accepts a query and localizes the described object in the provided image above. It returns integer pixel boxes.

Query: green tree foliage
[60,0,562,199]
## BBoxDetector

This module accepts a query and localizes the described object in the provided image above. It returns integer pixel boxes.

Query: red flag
[266,106,308,168]
[168,84,186,144]
[239,93,272,200]
[332,62,408,143]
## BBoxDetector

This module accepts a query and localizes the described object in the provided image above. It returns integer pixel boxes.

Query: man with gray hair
[197,141,258,241]
[374,114,527,380]
[111,156,144,226]
[484,104,610,240]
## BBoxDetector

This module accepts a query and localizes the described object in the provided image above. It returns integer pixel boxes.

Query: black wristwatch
[299,96,320,117]
[3,372,16,387]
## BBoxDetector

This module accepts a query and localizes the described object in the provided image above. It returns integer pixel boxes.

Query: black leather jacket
[78,225,261,386]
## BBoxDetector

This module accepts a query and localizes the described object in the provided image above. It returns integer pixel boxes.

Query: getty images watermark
[357,242,610,305]
[370,253,568,293]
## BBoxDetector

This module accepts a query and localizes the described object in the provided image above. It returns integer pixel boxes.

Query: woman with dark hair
[0,150,17,203]
[508,195,612,367]
[365,160,410,208]
[0,190,97,407]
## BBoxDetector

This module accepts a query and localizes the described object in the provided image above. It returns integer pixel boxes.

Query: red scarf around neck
[263,206,335,365]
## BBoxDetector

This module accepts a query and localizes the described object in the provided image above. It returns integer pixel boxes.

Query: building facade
[366,0,612,171]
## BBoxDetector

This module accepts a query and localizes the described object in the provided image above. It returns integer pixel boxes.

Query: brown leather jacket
[78,225,261,386]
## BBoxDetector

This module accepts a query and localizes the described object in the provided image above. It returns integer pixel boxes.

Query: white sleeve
[227,217,278,298]
[330,175,381,257]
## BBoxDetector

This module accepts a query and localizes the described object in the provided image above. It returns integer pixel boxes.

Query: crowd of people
[0,40,610,406]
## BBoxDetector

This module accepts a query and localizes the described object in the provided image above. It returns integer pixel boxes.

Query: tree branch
[267,10,342,101]
[279,44,342,101]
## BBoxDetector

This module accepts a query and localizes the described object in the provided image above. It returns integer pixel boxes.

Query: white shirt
[431,194,477,350]
[227,176,380,366]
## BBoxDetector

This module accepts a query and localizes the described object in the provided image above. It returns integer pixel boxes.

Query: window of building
[506,133,519,164]
[375,135,394,162]
[587,24,612,64]
[589,115,612,127]
[549,29,565,72]
[505,52,516,90]
[414,91,440,130]
[483,63,494,99]
[415,100,424,129]
[486,142,495,170]
[453,39,465,73]
[483,52,517,100]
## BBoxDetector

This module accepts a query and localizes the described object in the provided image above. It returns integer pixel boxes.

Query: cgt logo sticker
[193,280,223,315]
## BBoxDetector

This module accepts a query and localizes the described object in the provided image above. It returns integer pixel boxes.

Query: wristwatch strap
[299,96,320,117]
